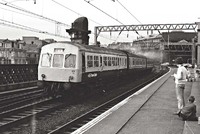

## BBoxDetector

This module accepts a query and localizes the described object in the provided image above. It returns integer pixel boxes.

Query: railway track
[0,83,87,134]
[0,86,39,100]
[0,97,63,132]
[0,86,64,132]
[47,72,164,134]
[0,87,45,112]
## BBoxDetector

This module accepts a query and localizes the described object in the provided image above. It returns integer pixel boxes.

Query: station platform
[75,68,200,134]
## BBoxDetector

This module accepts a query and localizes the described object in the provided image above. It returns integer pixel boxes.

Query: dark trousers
[179,112,198,121]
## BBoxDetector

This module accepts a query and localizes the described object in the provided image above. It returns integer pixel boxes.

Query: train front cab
[37,43,82,96]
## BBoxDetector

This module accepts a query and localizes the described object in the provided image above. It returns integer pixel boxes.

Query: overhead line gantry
[94,22,200,66]
[94,23,197,44]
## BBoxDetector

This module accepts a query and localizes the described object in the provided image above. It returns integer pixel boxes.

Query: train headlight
[41,74,46,80]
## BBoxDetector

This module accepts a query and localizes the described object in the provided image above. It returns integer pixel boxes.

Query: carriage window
[129,58,132,65]
[94,56,99,67]
[53,54,64,67]
[100,56,102,66]
[41,53,52,67]
[121,58,123,66]
[142,60,144,65]
[112,57,115,66]
[143,60,146,65]
[87,55,93,67]
[136,59,139,65]
[114,57,117,66]
[133,59,135,65]
[117,57,119,66]
[103,57,107,66]
[115,57,118,66]
[108,57,111,66]
[140,60,142,65]
[64,54,76,68]
[121,58,124,66]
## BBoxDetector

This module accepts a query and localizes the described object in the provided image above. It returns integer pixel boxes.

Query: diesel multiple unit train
[37,41,155,97]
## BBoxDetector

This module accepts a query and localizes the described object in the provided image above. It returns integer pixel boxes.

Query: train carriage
[38,41,154,97]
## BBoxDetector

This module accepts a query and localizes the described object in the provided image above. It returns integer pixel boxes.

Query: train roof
[50,41,125,56]
[46,41,146,58]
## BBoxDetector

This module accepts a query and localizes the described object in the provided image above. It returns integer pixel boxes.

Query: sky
[0,0,199,45]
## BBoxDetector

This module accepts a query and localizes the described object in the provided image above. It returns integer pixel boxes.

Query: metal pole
[192,38,196,65]
[196,22,200,67]
[94,27,97,46]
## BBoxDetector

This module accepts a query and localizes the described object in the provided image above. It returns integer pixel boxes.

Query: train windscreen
[41,53,52,67]
[53,54,64,67]
[64,54,76,68]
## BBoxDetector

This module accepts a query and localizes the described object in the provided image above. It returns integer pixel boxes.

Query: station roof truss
[95,23,197,38]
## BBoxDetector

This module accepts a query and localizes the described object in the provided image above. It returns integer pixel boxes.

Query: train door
[145,58,147,69]
[100,55,102,65]
[100,55,104,71]
[82,53,85,72]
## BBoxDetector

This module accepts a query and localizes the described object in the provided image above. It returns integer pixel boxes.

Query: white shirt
[174,65,188,84]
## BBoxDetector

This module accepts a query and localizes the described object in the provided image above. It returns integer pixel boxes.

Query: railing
[0,64,38,85]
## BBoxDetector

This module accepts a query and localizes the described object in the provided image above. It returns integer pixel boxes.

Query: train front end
[37,42,82,97]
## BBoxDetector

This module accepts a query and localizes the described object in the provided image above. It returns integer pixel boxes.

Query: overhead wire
[115,0,142,24]
[84,0,143,42]
[0,0,70,27]
[0,6,40,19]
[84,0,124,25]
[0,0,71,38]
[84,0,133,43]
[112,0,159,46]
[109,0,140,42]
[0,18,69,38]
[113,0,171,47]
[50,0,102,26]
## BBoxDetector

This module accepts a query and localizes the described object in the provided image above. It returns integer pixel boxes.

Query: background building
[0,39,26,64]
[107,31,197,65]
[0,36,56,64]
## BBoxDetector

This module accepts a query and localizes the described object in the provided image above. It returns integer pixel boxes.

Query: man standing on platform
[173,58,188,114]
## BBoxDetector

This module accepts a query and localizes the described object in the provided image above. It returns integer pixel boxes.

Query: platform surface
[83,69,200,134]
